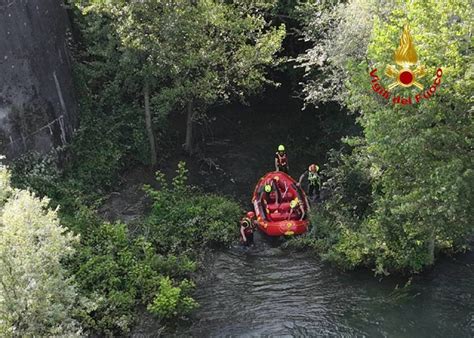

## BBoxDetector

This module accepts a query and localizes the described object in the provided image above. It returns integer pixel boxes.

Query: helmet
[264,184,272,193]
[309,164,319,172]
[290,198,299,209]
[278,144,285,152]
[246,211,255,219]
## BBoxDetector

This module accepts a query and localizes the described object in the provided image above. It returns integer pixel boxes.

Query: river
[173,232,473,337]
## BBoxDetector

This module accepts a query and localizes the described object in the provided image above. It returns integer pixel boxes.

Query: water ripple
[173,234,474,337]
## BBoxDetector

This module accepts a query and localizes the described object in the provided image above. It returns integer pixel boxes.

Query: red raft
[251,171,310,236]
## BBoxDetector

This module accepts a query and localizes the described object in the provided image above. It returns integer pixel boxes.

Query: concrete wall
[0,0,76,158]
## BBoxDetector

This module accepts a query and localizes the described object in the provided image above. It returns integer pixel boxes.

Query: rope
[3,115,66,148]
[282,181,289,200]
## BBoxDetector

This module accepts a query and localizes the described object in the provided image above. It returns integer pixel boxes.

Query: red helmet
[246,211,255,219]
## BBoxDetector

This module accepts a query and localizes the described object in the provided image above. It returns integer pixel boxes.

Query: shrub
[144,162,242,254]
[65,207,196,335]
[0,160,83,336]
[147,277,198,319]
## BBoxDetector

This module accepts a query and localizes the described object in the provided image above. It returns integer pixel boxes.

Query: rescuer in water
[275,144,289,173]
[297,164,321,202]
[240,211,257,246]
[288,197,305,221]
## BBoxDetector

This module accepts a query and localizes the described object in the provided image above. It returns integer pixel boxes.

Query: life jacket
[276,152,288,167]
[241,217,254,235]
[308,171,320,186]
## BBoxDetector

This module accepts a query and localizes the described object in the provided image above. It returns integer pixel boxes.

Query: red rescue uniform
[240,217,255,246]
[275,152,289,173]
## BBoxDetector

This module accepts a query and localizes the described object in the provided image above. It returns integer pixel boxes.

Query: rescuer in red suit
[240,211,257,246]
[275,144,289,173]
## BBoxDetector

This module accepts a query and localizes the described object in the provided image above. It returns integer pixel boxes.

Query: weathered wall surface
[0,0,76,158]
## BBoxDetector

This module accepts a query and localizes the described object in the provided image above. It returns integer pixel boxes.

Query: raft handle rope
[281,181,289,200]
[256,190,268,221]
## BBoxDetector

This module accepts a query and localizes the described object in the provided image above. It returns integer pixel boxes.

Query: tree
[299,0,473,273]
[297,0,382,107]
[0,159,82,335]
[107,0,285,154]
[71,1,159,169]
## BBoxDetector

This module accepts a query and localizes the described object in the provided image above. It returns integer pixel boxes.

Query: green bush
[62,160,241,335]
[144,162,242,254]
[65,207,196,335]
[0,161,84,336]
[9,151,239,337]
[60,162,240,335]
[147,277,198,319]
[10,151,62,192]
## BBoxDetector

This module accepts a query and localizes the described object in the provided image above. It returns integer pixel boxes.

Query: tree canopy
[76,0,285,159]
[299,0,473,273]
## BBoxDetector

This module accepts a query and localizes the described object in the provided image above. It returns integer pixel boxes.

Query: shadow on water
[172,231,474,337]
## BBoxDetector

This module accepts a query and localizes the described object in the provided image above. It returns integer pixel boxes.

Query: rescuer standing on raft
[298,164,321,202]
[275,144,289,173]
[240,211,257,246]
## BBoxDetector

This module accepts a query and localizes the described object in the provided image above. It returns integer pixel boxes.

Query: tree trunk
[427,230,435,265]
[184,100,194,154]
[144,81,157,167]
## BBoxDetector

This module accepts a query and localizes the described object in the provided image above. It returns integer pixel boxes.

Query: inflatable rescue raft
[251,171,310,236]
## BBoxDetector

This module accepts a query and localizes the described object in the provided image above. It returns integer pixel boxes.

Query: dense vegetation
[70,0,284,171]
[2,0,472,334]
[4,157,240,335]
[291,0,473,274]
[65,162,240,334]
[5,1,274,333]
[0,158,83,335]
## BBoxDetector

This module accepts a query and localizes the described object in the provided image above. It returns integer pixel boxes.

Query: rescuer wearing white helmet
[298,163,321,202]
